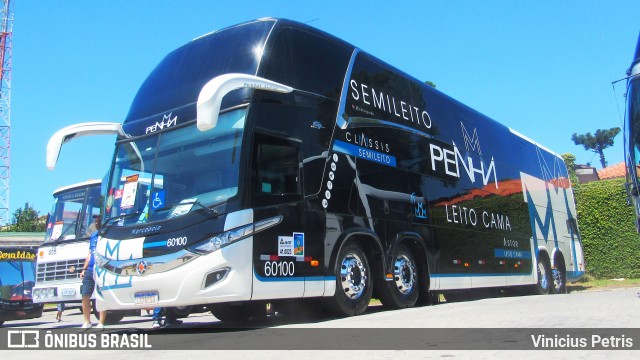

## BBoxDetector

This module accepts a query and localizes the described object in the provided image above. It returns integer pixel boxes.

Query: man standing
[80,215,106,329]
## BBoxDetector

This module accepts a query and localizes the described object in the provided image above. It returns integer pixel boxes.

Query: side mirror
[197,73,293,132]
[47,122,122,170]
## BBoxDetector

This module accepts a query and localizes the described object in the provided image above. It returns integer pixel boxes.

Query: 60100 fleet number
[264,261,295,277]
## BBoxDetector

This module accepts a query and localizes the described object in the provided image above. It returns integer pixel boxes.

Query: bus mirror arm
[46,122,123,170]
[197,73,293,132]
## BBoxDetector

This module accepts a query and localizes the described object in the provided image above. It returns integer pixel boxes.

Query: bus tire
[551,259,567,294]
[103,311,125,325]
[92,300,125,324]
[377,244,419,309]
[209,302,261,323]
[325,241,372,317]
[535,256,552,295]
[174,306,193,318]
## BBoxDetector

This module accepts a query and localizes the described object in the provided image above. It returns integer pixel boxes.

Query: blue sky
[8,0,640,219]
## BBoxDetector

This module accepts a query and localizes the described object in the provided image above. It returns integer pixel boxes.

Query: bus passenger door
[250,134,305,300]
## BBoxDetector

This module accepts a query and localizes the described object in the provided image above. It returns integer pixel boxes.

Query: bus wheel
[174,306,193,318]
[378,244,418,309]
[209,302,261,324]
[92,301,125,324]
[551,262,567,294]
[103,311,125,325]
[325,241,372,317]
[535,257,552,295]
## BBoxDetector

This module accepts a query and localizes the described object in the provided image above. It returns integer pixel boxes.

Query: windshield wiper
[56,220,77,240]
[104,211,145,226]
[182,200,219,217]
[159,200,218,217]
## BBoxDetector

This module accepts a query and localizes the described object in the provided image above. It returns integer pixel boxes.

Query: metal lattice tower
[0,0,12,226]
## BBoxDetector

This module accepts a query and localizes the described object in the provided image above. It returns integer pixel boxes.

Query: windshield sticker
[51,221,64,241]
[151,191,165,210]
[170,198,195,218]
[121,175,139,209]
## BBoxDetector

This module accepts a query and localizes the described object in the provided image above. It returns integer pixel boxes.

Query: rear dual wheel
[377,244,419,309]
[551,261,567,294]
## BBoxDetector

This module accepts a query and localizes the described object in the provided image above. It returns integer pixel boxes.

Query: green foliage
[4,202,46,232]
[561,153,578,186]
[571,127,620,168]
[424,81,436,88]
[574,178,640,278]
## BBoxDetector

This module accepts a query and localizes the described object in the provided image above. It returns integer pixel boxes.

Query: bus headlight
[47,288,56,298]
[188,215,282,255]
[189,224,253,254]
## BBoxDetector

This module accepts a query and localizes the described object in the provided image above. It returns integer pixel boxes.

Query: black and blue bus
[625,32,640,230]
[47,18,584,321]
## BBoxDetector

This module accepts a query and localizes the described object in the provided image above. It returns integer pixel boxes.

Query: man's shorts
[81,270,95,297]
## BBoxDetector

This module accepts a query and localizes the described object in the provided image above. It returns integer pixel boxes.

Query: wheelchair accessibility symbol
[152,191,165,210]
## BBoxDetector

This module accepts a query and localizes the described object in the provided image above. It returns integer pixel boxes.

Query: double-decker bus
[625,32,640,230]
[34,180,132,323]
[0,247,43,326]
[47,18,584,321]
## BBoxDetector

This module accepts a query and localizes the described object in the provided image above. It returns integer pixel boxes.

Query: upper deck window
[126,20,274,121]
[261,27,351,100]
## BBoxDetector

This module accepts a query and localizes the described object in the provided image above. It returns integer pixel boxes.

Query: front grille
[36,259,84,282]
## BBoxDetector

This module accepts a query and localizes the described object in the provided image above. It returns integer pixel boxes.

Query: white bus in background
[33,180,133,323]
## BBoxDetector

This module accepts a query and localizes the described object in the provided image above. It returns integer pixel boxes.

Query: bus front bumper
[94,238,253,311]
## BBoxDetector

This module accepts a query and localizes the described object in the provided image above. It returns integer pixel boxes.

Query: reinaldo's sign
[0,250,36,261]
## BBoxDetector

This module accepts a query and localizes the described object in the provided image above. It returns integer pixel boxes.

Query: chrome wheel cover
[393,254,416,295]
[340,253,367,300]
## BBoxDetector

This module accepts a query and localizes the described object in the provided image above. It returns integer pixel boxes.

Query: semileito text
[349,79,432,129]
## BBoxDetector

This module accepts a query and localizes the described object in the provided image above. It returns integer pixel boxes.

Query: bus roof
[52,179,101,195]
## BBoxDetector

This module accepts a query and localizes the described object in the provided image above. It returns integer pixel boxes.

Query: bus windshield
[0,250,36,302]
[44,184,101,243]
[629,77,640,181]
[104,108,247,226]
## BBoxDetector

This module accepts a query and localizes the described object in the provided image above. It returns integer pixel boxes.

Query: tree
[425,81,436,88]
[561,153,579,186]
[10,202,46,232]
[571,127,621,169]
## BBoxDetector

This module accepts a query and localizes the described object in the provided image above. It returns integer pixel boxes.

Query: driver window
[256,144,299,195]
[253,135,301,205]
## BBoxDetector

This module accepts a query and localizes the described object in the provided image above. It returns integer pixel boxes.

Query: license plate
[134,291,159,305]
[61,288,76,296]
